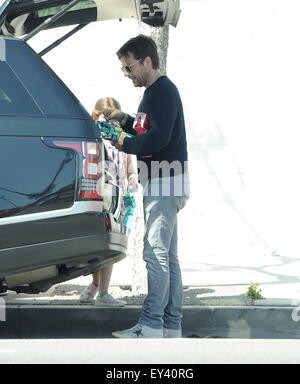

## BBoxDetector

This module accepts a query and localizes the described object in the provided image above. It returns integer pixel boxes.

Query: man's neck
[145,70,163,89]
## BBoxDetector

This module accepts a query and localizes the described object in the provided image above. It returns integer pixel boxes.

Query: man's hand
[103,108,128,125]
[117,131,127,146]
[111,142,124,151]
[110,131,127,151]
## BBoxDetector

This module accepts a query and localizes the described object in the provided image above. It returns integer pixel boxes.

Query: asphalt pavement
[1,339,300,364]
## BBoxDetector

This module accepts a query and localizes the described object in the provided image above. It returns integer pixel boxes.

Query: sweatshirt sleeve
[122,82,178,156]
[122,115,136,136]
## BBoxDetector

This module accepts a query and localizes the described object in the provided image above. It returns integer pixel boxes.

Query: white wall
[168,0,300,286]
[29,0,300,286]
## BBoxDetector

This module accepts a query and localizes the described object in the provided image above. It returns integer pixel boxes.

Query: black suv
[0,0,180,294]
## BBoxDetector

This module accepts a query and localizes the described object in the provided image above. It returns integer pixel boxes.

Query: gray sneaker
[112,323,163,338]
[163,327,182,338]
[79,283,99,304]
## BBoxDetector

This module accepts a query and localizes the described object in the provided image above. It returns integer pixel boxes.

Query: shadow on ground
[52,284,252,306]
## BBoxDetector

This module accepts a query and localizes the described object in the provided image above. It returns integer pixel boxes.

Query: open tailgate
[1,0,181,37]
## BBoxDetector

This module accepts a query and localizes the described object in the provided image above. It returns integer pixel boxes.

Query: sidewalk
[3,255,300,306]
[1,257,300,339]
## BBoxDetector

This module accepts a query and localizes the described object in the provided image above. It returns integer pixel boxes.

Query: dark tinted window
[8,40,89,118]
[0,61,41,115]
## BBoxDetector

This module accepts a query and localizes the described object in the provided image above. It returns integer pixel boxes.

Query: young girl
[79,97,138,306]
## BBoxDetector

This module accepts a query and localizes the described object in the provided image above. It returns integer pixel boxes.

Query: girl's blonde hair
[92,97,121,119]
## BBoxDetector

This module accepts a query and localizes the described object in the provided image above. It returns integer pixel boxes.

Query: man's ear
[144,56,153,68]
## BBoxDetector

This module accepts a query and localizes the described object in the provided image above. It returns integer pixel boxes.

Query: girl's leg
[98,265,113,296]
[92,271,101,287]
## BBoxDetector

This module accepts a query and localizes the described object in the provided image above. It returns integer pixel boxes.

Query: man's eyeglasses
[121,58,144,73]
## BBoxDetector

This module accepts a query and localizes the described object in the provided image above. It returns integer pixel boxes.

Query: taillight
[52,140,103,201]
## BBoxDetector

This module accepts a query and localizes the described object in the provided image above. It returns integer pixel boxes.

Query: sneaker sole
[95,302,126,307]
[79,299,95,304]
[112,332,133,338]
[112,332,162,338]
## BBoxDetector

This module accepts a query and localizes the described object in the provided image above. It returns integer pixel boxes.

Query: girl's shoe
[95,293,126,307]
[79,283,99,303]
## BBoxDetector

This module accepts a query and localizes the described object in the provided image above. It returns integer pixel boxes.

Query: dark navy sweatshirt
[122,76,188,180]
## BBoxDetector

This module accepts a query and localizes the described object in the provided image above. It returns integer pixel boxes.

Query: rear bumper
[0,210,127,277]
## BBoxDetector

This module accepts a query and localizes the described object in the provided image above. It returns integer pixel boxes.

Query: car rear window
[0,61,41,115]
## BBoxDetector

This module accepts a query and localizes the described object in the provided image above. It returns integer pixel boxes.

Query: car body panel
[0,211,127,277]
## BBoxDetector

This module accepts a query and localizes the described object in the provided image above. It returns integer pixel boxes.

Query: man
[105,35,189,338]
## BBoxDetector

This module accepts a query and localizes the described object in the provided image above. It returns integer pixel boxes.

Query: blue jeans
[139,176,189,330]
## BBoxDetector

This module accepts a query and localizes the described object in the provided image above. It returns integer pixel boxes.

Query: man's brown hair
[116,34,160,70]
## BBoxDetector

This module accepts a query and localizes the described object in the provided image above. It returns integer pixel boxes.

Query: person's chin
[131,78,143,87]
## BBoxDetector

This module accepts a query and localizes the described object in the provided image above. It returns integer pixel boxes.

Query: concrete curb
[0,305,299,339]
